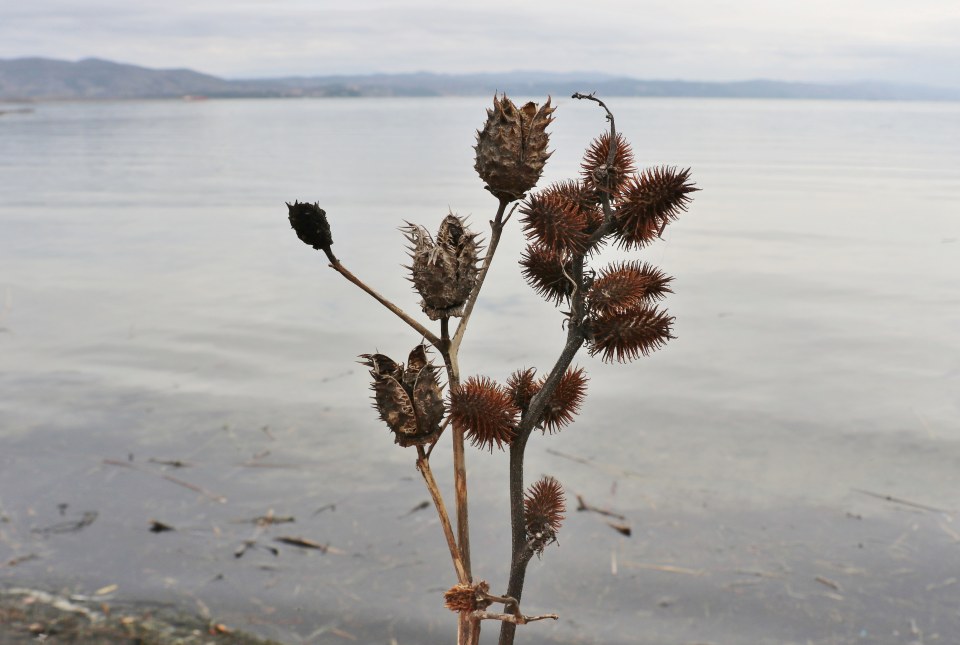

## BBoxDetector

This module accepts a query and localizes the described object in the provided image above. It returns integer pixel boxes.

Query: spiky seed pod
[551,179,603,217]
[614,166,698,249]
[404,213,480,320]
[587,304,675,363]
[506,367,539,413]
[547,180,605,241]
[519,189,591,255]
[538,367,588,433]
[448,376,520,451]
[524,476,566,556]
[587,261,674,317]
[443,581,491,613]
[474,95,555,202]
[361,345,445,447]
[519,244,574,306]
[581,132,636,198]
[287,201,334,258]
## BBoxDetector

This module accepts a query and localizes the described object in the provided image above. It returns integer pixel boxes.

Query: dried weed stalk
[285,93,697,645]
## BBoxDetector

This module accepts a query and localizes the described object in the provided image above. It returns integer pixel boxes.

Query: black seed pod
[287,201,334,260]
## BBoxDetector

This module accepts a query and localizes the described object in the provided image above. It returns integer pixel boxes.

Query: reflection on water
[1,97,959,643]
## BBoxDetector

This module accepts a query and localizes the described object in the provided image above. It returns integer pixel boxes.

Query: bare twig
[473,610,558,625]
[328,259,441,346]
[451,197,510,352]
[103,459,226,503]
[575,495,626,520]
[852,488,949,514]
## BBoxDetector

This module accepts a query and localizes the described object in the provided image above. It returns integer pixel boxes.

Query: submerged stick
[852,488,948,514]
[102,459,226,503]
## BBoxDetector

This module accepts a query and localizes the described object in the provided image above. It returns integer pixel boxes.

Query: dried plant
[285,92,697,645]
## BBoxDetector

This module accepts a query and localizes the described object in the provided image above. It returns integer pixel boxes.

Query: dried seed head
[581,132,636,198]
[587,304,675,363]
[404,213,480,320]
[524,476,565,556]
[519,185,593,255]
[506,367,540,413]
[443,581,491,613]
[587,261,674,317]
[538,367,588,434]
[287,201,334,258]
[474,94,554,202]
[519,244,575,306]
[448,376,519,451]
[360,345,445,447]
[614,166,697,249]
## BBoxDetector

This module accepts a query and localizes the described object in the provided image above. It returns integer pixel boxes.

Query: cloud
[2,0,958,87]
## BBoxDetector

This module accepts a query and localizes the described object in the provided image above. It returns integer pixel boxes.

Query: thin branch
[439,315,472,587]
[451,197,510,352]
[473,610,558,625]
[328,259,440,346]
[416,447,468,584]
[571,92,617,169]
[103,459,226,503]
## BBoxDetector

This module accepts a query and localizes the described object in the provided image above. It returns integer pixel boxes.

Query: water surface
[1,97,959,644]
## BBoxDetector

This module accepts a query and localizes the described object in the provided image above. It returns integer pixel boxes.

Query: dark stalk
[500,94,619,645]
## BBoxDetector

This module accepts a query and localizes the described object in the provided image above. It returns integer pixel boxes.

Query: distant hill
[2,57,958,102]
[0,58,269,100]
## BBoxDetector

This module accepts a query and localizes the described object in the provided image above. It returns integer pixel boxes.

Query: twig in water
[274,536,329,552]
[103,459,227,503]
[852,488,948,514]
[576,494,627,520]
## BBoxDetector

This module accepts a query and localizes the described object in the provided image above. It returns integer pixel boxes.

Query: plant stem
[440,317,478,645]
[446,197,512,645]
[498,251,588,645]
[451,198,510,353]
[327,259,441,346]
[499,155,618,644]
[416,447,468,584]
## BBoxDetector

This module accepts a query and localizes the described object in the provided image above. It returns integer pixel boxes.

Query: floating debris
[274,536,328,552]
[148,520,175,533]
[32,511,98,535]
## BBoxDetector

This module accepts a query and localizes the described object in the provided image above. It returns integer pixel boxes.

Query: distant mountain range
[2,57,958,102]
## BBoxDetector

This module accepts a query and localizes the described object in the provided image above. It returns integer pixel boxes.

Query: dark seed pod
[581,132,636,198]
[448,376,520,451]
[586,304,675,363]
[506,367,539,413]
[613,166,697,249]
[404,214,480,320]
[538,367,588,434]
[586,261,674,317]
[524,476,566,556]
[519,188,591,255]
[361,345,445,447]
[519,244,575,306]
[287,201,334,260]
[475,94,555,202]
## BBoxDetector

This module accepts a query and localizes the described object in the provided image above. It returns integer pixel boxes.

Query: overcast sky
[3,0,959,87]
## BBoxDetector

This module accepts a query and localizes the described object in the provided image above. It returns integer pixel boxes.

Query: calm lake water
[1,97,959,644]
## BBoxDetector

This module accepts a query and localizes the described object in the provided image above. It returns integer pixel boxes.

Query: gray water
[1,97,959,644]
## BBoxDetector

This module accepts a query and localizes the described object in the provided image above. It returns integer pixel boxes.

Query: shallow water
[1,96,959,644]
